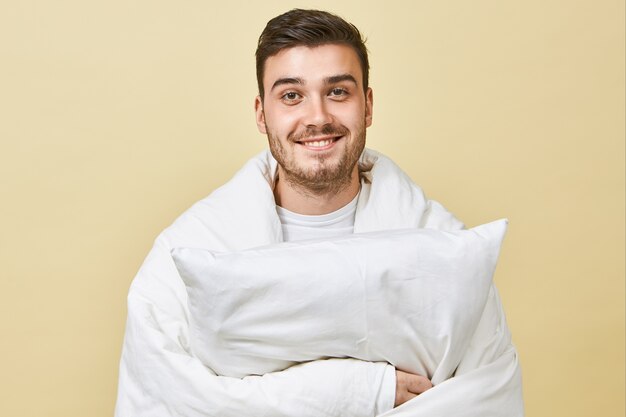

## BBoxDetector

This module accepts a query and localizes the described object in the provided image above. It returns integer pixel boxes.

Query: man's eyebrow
[270,74,358,92]
[270,77,304,92]
[324,74,358,85]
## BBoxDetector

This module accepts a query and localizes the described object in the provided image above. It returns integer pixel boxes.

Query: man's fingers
[405,374,433,395]
[395,370,433,407]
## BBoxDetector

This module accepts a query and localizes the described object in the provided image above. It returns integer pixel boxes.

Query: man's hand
[394,370,433,407]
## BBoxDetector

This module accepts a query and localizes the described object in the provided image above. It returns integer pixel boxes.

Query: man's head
[254,9,373,205]
[256,9,369,100]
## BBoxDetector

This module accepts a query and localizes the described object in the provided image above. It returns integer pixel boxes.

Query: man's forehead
[263,44,363,86]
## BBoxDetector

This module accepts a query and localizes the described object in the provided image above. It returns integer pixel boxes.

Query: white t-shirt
[276,193,359,242]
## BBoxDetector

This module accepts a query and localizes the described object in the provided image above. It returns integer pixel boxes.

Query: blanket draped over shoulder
[115,149,524,417]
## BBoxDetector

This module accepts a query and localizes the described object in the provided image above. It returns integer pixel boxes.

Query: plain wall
[0,1,623,416]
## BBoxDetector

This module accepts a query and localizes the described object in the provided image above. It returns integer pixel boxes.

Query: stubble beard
[267,122,366,197]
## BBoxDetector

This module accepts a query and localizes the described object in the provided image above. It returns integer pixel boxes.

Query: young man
[115,9,523,416]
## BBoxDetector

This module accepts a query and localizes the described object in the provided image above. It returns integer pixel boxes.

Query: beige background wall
[1,1,623,416]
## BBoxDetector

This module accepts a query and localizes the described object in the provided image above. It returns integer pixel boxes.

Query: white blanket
[115,149,524,417]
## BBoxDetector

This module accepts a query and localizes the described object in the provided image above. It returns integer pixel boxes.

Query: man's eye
[282,92,300,101]
[330,88,348,97]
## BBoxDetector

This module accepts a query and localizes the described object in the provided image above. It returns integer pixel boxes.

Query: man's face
[255,44,373,193]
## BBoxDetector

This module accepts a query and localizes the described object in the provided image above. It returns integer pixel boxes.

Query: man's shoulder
[356,148,465,232]
[158,150,281,251]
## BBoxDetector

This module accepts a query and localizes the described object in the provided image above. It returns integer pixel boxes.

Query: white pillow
[171,219,507,380]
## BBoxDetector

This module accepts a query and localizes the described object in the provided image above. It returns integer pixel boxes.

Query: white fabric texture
[172,220,507,382]
[115,149,524,417]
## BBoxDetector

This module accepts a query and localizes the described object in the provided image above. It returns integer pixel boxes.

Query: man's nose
[303,97,332,128]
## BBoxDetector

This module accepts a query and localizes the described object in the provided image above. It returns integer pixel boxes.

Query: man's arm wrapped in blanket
[115,237,395,417]
[380,285,523,416]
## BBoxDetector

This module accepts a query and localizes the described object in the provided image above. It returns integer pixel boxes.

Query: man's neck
[273,167,361,215]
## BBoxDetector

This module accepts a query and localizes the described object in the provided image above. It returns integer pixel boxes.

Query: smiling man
[256,43,371,215]
[115,9,523,417]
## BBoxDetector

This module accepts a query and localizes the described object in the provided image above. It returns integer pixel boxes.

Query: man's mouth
[296,136,342,150]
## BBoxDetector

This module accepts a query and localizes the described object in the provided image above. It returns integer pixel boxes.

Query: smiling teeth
[306,139,332,147]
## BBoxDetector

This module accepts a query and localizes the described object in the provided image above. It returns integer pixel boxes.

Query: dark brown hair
[255,9,369,99]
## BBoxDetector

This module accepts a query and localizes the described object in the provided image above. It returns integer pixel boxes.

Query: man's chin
[284,162,354,189]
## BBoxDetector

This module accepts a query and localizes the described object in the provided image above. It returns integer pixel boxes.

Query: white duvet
[115,149,524,417]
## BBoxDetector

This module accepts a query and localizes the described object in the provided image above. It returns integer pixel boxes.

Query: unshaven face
[255,44,373,194]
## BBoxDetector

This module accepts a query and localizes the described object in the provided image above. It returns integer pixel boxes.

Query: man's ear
[255,96,267,134]
[365,87,373,128]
